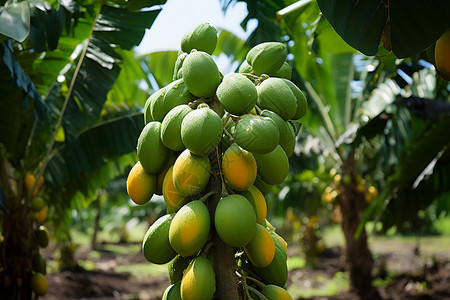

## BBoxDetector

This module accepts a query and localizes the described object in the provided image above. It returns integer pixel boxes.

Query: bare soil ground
[40,242,450,300]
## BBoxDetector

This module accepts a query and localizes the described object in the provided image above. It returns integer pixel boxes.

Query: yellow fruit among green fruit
[239,185,267,224]
[31,272,48,296]
[142,213,177,264]
[156,154,176,196]
[214,194,257,247]
[162,166,189,213]
[126,161,156,205]
[435,29,450,81]
[262,284,293,300]
[25,173,44,197]
[172,149,211,197]
[222,143,257,191]
[244,223,275,268]
[169,200,210,257]
[181,256,215,300]
[34,206,48,224]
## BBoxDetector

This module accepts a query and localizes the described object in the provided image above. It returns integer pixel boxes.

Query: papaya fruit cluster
[127,22,308,300]
[25,173,49,296]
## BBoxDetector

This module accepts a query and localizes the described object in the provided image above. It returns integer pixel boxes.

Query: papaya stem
[247,286,269,300]
[198,191,216,203]
[223,128,234,142]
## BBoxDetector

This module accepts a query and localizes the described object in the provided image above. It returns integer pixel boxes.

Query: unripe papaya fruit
[181,256,216,300]
[435,29,450,81]
[262,284,293,300]
[162,281,181,300]
[142,213,177,264]
[173,52,187,81]
[254,145,289,185]
[152,79,196,122]
[253,245,288,287]
[31,197,46,212]
[238,60,253,73]
[214,194,257,247]
[144,87,167,124]
[161,105,193,151]
[181,22,218,55]
[254,176,273,196]
[273,62,292,80]
[127,161,156,205]
[31,272,48,296]
[35,225,50,248]
[168,255,193,284]
[244,223,275,268]
[25,173,44,197]
[222,143,257,191]
[181,107,223,156]
[238,185,267,224]
[172,149,211,197]
[182,51,221,98]
[216,73,257,115]
[137,121,171,174]
[162,166,189,213]
[271,231,288,260]
[261,110,295,157]
[282,79,307,120]
[246,42,287,76]
[32,254,47,274]
[257,78,297,121]
[169,200,210,257]
[234,114,279,154]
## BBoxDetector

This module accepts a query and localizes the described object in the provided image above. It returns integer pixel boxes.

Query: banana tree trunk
[340,154,380,299]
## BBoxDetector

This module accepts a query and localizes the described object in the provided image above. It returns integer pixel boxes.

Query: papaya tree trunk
[207,148,241,299]
[0,202,36,299]
[339,154,380,299]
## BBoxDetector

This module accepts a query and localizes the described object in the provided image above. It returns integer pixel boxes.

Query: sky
[135,0,256,54]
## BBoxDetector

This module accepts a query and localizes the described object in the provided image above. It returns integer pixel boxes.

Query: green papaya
[142,213,177,264]
[182,51,221,98]
[161,104,193,151]
[253,145,289,185]
[137,121,171,174]
[246,42,287,76]
[257,78,297,121]
[233,114,279,154]
[181,22,218,55]
[261,110,296,157]
[216,73,257,116]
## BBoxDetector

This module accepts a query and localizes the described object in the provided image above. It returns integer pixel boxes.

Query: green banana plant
[0,0,165,298]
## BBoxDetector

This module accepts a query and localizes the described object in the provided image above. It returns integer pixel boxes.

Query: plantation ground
[40,227,450,300]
